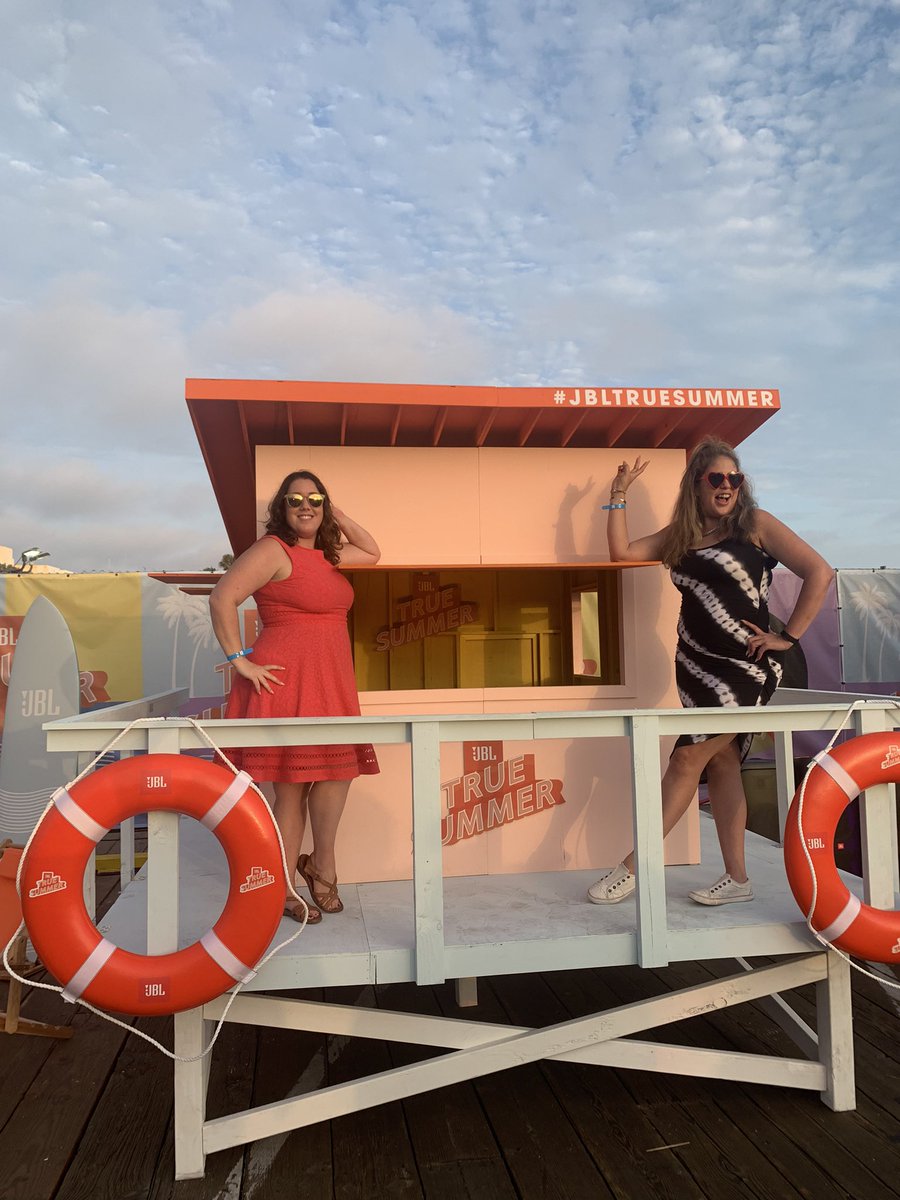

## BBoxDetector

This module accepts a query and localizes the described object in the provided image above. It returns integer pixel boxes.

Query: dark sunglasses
[285,492,326,508]
[702,471,744,490]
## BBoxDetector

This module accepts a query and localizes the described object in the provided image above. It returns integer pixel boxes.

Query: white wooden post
[854,707,895,908]
[455,978,478,1008]
[144,725,183,955]
[119,815,136,885]
[773,729,796,842]
[410,720,445,985]
[173,1007,212,1179]
[77,751,97,919]
[629,713,668,968]
[817,950,855,1110]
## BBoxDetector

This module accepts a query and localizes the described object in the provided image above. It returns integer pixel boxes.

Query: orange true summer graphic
[375,573,477,652]
[441,742,565,846]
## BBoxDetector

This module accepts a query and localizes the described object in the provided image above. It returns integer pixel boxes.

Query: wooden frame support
[0,929,73,1039]
[43,695,888,1181]
[171,953,842,1176]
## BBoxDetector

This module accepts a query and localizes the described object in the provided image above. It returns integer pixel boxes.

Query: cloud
[191,285,491,382]
[0,451,227,573]
[0,0,898,570]
[0,278,192,454]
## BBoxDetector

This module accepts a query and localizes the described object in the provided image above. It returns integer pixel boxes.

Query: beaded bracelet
[601,502,626,510]
[226,648,254,662]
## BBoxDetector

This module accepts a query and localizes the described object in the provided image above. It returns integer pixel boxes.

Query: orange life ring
[21,754,286,1016]
[784,732,900,963]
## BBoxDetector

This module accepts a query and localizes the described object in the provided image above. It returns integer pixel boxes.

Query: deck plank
[409,1158,521,1200]
[53,1017,174,1200]
[0,983,76,1125]
[4,855,900,1200]
[379,981,518,1198]
[657,955,900,1199]
[599,961,855,1200]
[239,988,333,1199]
[0,1006,131,1200]
[488,970,706,1200]
[432,977,619,1200]
[326,983,425,1199]
[147,1021,258,1200]
[543,964,808,1200]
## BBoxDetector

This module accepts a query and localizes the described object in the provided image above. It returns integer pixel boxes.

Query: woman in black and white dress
[588,437,832,907]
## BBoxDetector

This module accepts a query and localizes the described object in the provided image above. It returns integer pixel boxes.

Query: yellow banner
[3,574,144,704]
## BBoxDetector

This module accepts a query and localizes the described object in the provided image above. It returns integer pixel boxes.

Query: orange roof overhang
[186,379,780,556]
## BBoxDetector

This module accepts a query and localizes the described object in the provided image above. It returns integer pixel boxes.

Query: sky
[1,0,899,573]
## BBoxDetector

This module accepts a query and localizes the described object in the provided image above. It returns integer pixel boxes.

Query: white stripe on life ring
[816,892,862,944]
[200,929,257,983]
[53,787,107,844]
[62,937,117,1003]
[200,772,252,832]
[812,751,860,801]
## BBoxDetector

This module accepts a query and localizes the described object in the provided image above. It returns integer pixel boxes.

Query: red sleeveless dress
[224,537,379,782]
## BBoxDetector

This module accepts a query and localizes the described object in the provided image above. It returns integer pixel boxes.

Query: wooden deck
[2,867,899,1200]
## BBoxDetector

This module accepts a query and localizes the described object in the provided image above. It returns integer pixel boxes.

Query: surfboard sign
[0,595,80,844]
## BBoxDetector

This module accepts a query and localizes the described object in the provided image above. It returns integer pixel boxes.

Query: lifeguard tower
[41,379,897,1180]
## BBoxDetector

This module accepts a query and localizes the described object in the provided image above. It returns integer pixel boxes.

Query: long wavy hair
[658,437,758,568]
[264,470,343,565]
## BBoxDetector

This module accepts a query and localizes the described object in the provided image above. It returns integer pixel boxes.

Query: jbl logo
[146,775,167,789]
[21,688,61,718]
[806,836,826,850]
[144,982,167,997]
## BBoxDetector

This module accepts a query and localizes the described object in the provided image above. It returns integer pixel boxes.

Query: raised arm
[743,510,834,661]
[332,508,381,566]
[209,538,289,693]
[605,457,668,562]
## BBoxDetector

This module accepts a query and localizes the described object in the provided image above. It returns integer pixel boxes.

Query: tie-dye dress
[670,536,783,759]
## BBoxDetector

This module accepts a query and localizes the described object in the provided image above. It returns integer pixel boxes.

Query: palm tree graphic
[185,602,215,696]
[847,579,890,679]
[156,590,209,688]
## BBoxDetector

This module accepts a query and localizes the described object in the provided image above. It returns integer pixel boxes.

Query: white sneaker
[587,863,635,904]
[688,873,753,905]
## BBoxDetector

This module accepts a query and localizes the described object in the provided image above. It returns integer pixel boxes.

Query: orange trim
[187,379,781,412]
[186,378,781,558]
[341,561,660,571]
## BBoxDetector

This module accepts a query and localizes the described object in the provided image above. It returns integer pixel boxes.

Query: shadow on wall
[531,480,683,872]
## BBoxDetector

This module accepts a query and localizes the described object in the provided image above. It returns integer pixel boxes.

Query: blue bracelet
[601,503,626,510]
[226,648,253,662]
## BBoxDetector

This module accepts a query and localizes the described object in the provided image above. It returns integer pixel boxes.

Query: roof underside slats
[186,379,779,554]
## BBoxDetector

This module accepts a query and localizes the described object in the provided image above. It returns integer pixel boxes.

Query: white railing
[45,692,899,979]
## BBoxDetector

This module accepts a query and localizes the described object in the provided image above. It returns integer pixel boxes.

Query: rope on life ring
[20,753,287,1016]
[784,731,900,964]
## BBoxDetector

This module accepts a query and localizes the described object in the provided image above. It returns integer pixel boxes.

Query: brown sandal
[297,853,344,914]
[283,898,321,925]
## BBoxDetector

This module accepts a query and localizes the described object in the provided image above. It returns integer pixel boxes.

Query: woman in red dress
[210,471,380,923]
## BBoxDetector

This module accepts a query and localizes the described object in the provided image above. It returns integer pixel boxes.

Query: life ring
[784,732,900,963]
[21,754,286,1016]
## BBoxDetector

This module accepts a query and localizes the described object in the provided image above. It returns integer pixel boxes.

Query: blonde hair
[658,437,758,568]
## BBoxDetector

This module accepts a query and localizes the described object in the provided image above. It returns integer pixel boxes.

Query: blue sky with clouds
[2,0,898,571]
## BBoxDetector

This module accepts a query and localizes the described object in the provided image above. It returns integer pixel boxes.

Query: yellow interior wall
[348,568,618,691]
